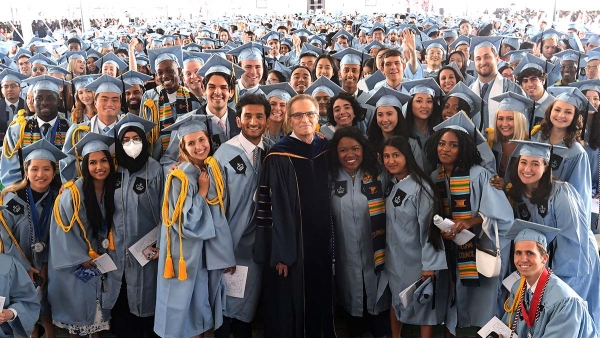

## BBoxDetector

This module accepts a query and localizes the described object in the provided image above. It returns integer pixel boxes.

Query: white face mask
[122,141,143,159]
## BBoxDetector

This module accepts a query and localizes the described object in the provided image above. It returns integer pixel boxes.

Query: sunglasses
[33,67,46,72]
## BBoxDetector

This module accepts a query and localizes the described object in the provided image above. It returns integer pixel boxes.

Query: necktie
[218,120,226,132]
[239,88,247,97]
[480,83,489,99]
[103,126,110,135]
[252,147,260,169]
[525,289,533,310]
[9,104,16,114]
[41,123,51,137]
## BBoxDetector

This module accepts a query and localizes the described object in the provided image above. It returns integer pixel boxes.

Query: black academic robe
[0,98,25,138]
[254,135,335,338]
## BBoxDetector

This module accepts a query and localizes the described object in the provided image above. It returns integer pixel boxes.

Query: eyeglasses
[560,65,577,70]
[315,97,330,103]
[1,84,19,90]
[290,111,317,120]
[32,67,46,72]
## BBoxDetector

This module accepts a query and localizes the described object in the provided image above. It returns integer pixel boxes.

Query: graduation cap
[23,75,70,94]
[94,51,128,71]
[292,29,313,38]
[362,40,386,53]
[570,79,600,96]
[113,112,156,139]
[511,139,566,161]
[162,113,209,139]
[587,35,600,47]
[71,74,100,91]
[448,35,470,50]
[29,54,56,67]
[433,111,484,142]
[148,46,184,73]
[85,74,131,95]
[183,43,203,52]
[272,61,292,80]
[566,33,585,53]
[505,49,533,66]
[120,70,153,86]
[47,65,70,78]
[332,29,354,45]
[414,277,434,304]
[424,25,440,36]
[402,78,442,97]
[446,82,482,115]
[0,68,28,84]
[441,29,458,39]
[308,35,328,48]
[135,55,150,67]
[469,36,503,55]
[263,31,282,42]
[69,132,114,158]
[364,70,385,91]
[513,54,552,77]
[228,42,270,61]
[500,36,522,51]
[197,55,245,77]
[365,86,411,108]
[331,47,372,66]
[11,48,32,60]
[491,92,534,129]
[304,76,344,98]
[531,28,565,44]
[161,34,177,45]
[300,43,325,57]
[183,51,211,65]
[548,86,597,112]
[422,38,448,55]
[505,219,560,249]
[555,49,587,66]
[86,49,104,60]
[64,50,87,61]
[22,139,68,163]
[259,82,297,102]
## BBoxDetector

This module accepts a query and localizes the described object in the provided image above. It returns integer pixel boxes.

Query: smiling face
[288,98,318,138]
[241,60,263,88]
[585,90,600,111]
[474,46,498,78]
[496,110,516,138]
[514,240,548,285]
[269,97,286,122]
[337,136,363,174]
[95,92,121,123]
[426,47,444,70]
[376,106,398,135]
[340,64,360,89]
[290,68,311,94]
[314,92,331,116]
[437,131,460,165]
[383,145,408,179]
[442,96,461,120]
[518,155,547,186]
[183,130,211,162]
[520,75,545,100]
[205,74,233,114]
[382,55,404,83]
[183,60,203,93]
[77,88,94,106]
[411,94,434,120]
[315,58,334,79]
[332,98,355,127]
[549,100,576,130]
[32,63,47,76]
[27,159,55,192]
[34,90,60,121]
[87,151,110,181]
[237,103,267,143]
[439,69,457,93]
[102,63,118,77]
[156,60,181,92]
[124,85,143,111]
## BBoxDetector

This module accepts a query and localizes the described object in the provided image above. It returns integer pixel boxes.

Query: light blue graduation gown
[531,92,555,127]
[356,90,375,135]
[48,179,113,326]
[431,165,514,334]
[104,159,164,317]
[331,168,390,317]
[205,157,237,330]
[534,135,592,222]
[0,253,40,338]
[1,189,53,272]
[514,181,600,331]
[213,137,272,323]
[585,144,600,234]
[154,162,217,338]
[383,175,447,324]
[502,273,598,338]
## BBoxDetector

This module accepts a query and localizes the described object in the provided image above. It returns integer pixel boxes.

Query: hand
[422,270,435,281]
[198,170,210,198]
[0,309,15,324]
[59,179,76,194]
[27,267,40,284]
[315,131,326,139]
[223,266,237,275]
[129,37,139,50]
[292,34,301,52]
[593,193,600,199]
[276,263,288,277]
[168,163,179,174]
[489,175,505,190]
[441,229,455,241]
[403,29,416,51]
[81,260,96,269]
[147,247,159,260]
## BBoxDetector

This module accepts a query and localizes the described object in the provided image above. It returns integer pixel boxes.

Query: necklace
[349,170,359,180]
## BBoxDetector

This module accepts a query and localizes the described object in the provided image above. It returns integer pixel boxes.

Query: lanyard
[27,187,53,240]
[520,268,550,328]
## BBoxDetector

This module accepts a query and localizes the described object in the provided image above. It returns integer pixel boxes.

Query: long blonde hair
[71,89,97,124]
[494,110,529,142]
[177,130,211,169]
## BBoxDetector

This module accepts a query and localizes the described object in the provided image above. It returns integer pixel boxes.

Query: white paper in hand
[477,316,517,338]
[93,254,118,274]
[399,279,421,308]
[128,227,159,267]
[0,296,5,310]
[224,265,248,299]
[434,217,475,245]
[592,199,599,215]
[502,271,521,291]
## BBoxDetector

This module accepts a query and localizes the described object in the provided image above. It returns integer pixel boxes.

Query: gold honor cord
[161,168,189,280]
[3,113,27,159]
[503,276,527,326]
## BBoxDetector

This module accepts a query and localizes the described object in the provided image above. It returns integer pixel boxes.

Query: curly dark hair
[507,156,553,205]
[312,54,341,85]
[367,106,411,154]
[329,126,379,179]
[235,93,271,119]
[202,72,236,91]
[424,128,482,170]
[382,136,444,250]
[516,67,547,84]
[585,91,600,150]
[538,100,582,147]
[405,95,443,140]
[326,92,366,127]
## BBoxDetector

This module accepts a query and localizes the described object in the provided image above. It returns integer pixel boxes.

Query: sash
[157,86,193,152]
[361,173,386,273]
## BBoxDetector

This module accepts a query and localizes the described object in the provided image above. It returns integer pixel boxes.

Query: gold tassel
[531,124,541,137]
[178,257,187,280]
[164,254,175,279]
[88,249,100,260]
[108,230,115,250]
[485,127,494,148]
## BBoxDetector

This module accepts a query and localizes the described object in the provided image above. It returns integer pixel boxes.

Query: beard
[127,98,141,110]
